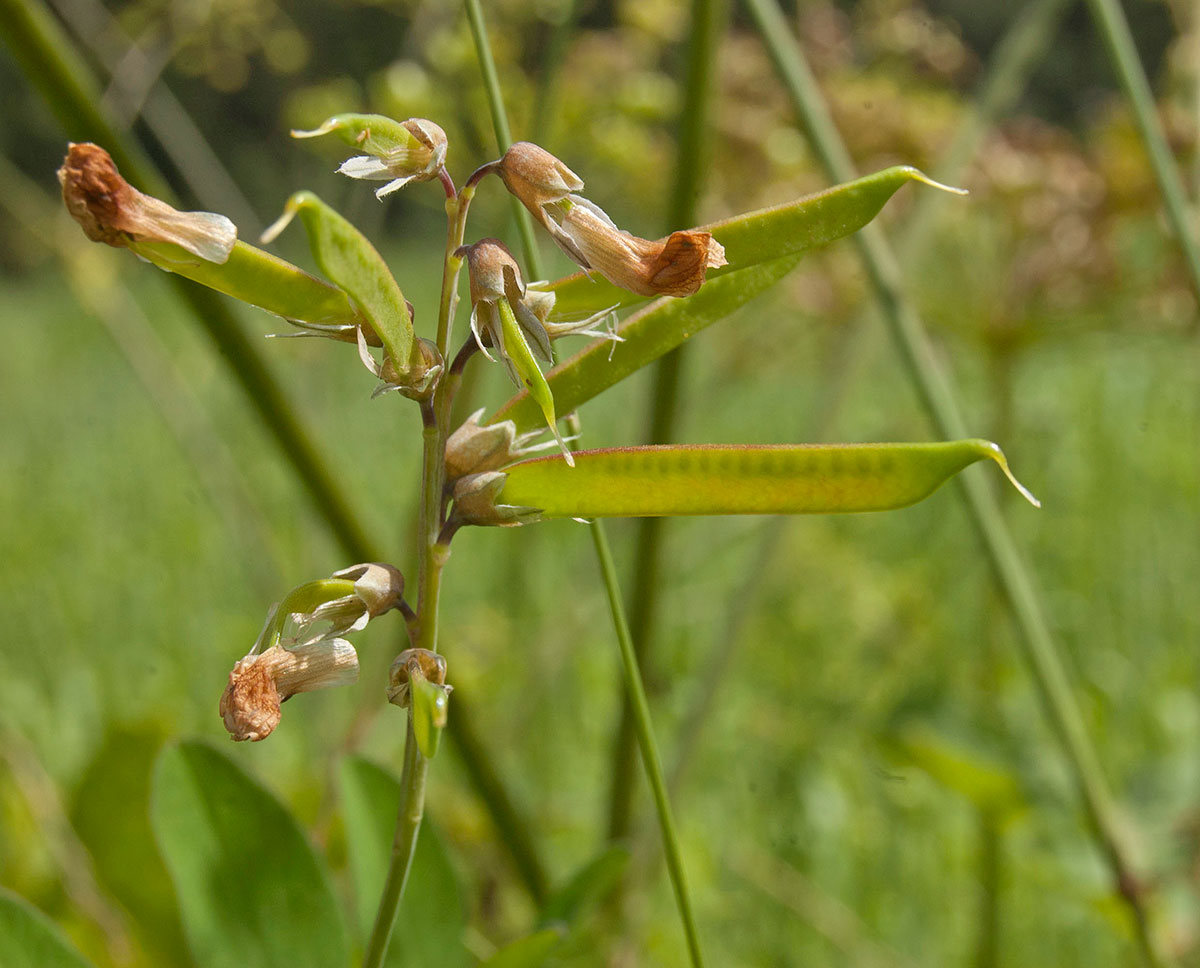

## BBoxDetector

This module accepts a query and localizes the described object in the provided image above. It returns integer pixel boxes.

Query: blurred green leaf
[339,756,467,968]
[538,845,629,928]
[150,740,350,968]
[492,254,799,434]
[69,727,193,967]
[134,239,366,330]
[891,729,1028,818]
[497,440,1038,518]
[0,888,96,968]
[265,190,416,368]
[545,166,958,318]
[478,927,564,968]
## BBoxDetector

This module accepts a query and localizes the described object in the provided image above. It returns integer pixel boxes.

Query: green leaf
[150,740,350,968]
[69,727,192,967]
[133,239,365,329]
[497,440,1039,518]
[264,191,416,368]
[0,888,97,968]
[890,729,1027,817]
[545,166,959,319]
[339,756,467,968]
[538,846,629,928]
[493,253,800,434]
[479,928,564,968]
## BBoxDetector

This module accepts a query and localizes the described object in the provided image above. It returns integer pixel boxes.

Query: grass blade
[741,0,1164,961]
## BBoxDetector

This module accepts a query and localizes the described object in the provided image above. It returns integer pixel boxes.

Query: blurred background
[1,0,1198,964]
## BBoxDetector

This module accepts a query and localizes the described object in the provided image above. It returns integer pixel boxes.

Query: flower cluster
[219,563,405,742]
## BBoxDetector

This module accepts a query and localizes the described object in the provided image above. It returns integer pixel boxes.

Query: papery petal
[338,155,393,180]
[273,638,359,695]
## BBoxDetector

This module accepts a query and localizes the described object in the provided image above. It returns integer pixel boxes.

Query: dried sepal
[333,562,406,617]
[58,143,236,263]
[386,648,449,707]
[451,471,541,527]
[445,409,562,481]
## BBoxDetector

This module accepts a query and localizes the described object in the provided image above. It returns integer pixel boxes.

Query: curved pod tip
[975,440,1040,508]
[902,166,969,197]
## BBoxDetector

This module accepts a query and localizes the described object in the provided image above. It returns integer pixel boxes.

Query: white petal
[337,155,392,180]
[375,176,416,198]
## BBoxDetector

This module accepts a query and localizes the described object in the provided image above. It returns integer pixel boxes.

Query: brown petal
[643,230,726,298]
[58,142,236,262]
[219,654,282,742]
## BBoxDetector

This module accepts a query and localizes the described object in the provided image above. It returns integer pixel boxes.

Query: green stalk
[741,0,1162,963]
[2,0,549,909]
[463,0,543,279]
[461,5,706,953]
[367,170,478,963]
[530,0,583,147]
[587,510,706,968]
[1083,0,1200,306]
[607,0,727,843]
[362,717,428,968]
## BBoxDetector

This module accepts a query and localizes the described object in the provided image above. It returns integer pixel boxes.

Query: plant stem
[587,512,706,968]
[370,168,481,960]
[1083,0,1200,309]
[362,716,428,968]
[607,0,727,843]
[463,0,543,279]
[5,0,550,914]
[742,1,1163,963]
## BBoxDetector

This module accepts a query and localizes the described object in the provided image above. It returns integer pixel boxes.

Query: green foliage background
[1,0,1198,965]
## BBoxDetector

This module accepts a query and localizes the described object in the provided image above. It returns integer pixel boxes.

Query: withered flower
[293,114,447,198]
[219,563,405,742]
[460,237,553,373]
[58,143,236,263]
[444,408,564,482]
[496,141,727,298]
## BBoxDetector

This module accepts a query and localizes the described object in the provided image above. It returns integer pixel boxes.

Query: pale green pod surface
[493,253,799,435]
[546,166,962,319]
[410,674,449,760]
[266,191,416,368]
[292,113,417,156]
[133,239,365,327]
[498,440,1038,518]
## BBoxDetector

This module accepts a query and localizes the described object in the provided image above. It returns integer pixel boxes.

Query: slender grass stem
[741,1,1163,963]
[586,510,706,968]
[670,0,1071,798]
[530,0,583,147]
[463,0,542,279]
[607,0,727,843]
[1083,0,1200,310]
[362,716,428,968]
